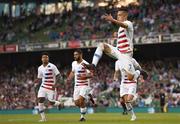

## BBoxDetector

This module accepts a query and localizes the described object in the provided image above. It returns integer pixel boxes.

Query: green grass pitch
[0,113,180,124]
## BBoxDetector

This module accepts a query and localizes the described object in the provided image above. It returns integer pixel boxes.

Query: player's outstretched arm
[132,58,142,70]
[56,74,62,83]
[34,78,42,87]
[34,78,41,83]
[67,71,75,83]
[102,14,128,29]
[123,69,140,81]
[33,78,42,98]
[54,74,63,88]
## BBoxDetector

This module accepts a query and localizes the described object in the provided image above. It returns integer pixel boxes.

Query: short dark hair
[74,49,83,55]
[41,52,49,57]
[118,6,128,12]
[110,7,128,14]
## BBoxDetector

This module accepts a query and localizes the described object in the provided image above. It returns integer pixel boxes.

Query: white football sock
[80,107,87,118]
[38,103,46,120]
[54,101,61,106]
[92,46,103,66]
[125,102,135,116]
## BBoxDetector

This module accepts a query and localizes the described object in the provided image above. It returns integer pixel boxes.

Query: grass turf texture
[0,113,180,124]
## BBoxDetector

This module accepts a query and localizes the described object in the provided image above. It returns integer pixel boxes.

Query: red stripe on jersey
[76,84,88,86]
[45,73,53,75]
[119,30,124,33]
[77,81,88,83]
[77,73,86,76]
[77,77,87,80]
[124,81,136,84]
[119,49,129,53]
[77,76,86,79]
[48,69,53,71]
[118,39,128,44]
[44,80,54,83]
[41,86,54,90]
[44,83,54,86]
[118,34,126,38]
[118,44,129,49]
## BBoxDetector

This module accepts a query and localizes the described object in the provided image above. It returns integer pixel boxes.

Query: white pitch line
[8,118,32,122]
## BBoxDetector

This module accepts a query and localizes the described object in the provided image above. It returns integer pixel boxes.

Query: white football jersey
[72,60,90,87]
[117,20,134,53]
[115,58,140,85]
[38,62,60,90]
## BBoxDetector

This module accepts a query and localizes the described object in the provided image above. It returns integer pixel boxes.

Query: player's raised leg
[83,43,109,70]
[84,43,122,70]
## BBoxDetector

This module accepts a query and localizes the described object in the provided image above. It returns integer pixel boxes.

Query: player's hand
[34,78,40,84]
[140,70,148,80]
[34,78,41,88]
[66,78,71,84]
[52,83,60,89]
[33,81,40,89]
[123,69,134,81]
[102,14,113,21]
[34,83,38,88]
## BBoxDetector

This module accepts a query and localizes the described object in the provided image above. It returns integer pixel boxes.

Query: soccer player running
[67,49,95,121]
[113,58,147,121]
[83,7,148,80]
[34,52,63,122]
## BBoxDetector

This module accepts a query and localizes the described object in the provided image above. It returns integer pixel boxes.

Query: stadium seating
[0,0,179,44]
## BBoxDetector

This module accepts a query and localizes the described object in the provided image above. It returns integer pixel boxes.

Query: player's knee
[49,101,55,105]
[104,44,111,54]
[122,95,128,102]
[98,42,104,48]
[120,98,125,103]
[103,43,108,49]
[97,43,111,54]
[74,100,80,107]
[38,97,45,103]
[79,96,85,107]
[127,95,134,102]
[79,101,85,107]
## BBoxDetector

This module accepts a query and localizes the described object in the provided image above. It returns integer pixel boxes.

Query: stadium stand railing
[0,32,180,53]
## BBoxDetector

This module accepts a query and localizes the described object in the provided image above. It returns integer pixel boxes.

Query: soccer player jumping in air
[83,7,147,81]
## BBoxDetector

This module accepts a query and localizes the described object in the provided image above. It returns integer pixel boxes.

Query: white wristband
[134,70,140,79]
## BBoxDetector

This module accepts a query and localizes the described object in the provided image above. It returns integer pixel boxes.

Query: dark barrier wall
[0,42,180,68]
[1,107,180,114]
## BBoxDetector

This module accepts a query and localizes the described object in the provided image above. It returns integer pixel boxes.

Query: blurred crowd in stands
[0,0,179,44]
[0,58,180,110]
